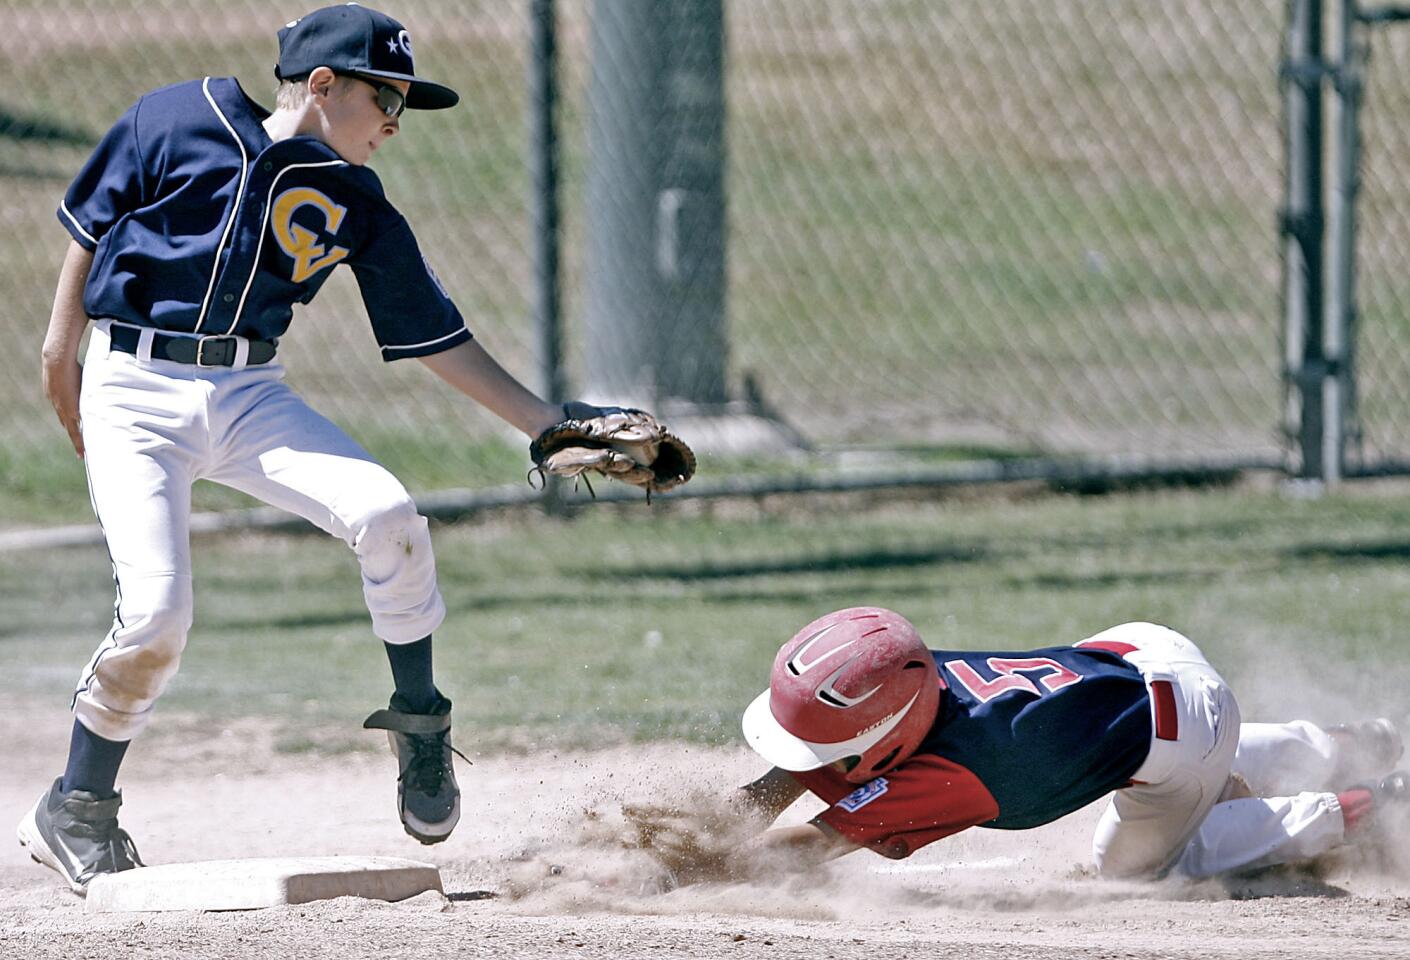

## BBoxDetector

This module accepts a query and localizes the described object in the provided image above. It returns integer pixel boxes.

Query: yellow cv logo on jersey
[272,187,350,282]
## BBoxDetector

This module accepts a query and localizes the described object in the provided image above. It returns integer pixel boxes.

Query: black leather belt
[108,325,277,367]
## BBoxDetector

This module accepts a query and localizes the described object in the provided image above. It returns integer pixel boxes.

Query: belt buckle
[195,335,236,367]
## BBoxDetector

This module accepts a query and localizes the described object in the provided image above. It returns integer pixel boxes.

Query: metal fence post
[1282,0,1328,481]
[530,0,568,513]
[530,0,564,405]
[1334,1,1410,478]
[1326,0,1370,481]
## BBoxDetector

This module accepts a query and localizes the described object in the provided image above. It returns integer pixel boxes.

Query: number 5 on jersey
[944,657,1081,704]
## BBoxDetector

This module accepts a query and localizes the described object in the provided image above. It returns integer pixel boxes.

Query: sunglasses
[339,72,407,119]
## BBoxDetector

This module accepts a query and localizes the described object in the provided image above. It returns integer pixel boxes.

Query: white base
[85,856,443,913]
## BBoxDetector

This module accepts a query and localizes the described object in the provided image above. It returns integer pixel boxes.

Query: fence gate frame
[1284,0,1410,485]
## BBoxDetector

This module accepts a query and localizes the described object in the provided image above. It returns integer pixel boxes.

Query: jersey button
[222,293,235,303]
[263,162,273,172]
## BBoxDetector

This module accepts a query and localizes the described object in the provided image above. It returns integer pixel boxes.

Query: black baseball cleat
[363,692,468,844]
[16,777,144,895]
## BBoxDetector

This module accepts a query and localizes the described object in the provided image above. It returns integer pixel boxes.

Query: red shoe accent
[1337,787,1375,834]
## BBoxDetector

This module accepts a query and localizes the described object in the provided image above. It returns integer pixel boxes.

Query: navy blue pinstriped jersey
[57,77,469,361]
[795,644,1153,857]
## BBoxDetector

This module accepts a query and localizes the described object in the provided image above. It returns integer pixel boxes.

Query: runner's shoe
[363,692,467,844]
[1328,718,1404,782]
[16,777,144,895]
[1372,770,1410,804]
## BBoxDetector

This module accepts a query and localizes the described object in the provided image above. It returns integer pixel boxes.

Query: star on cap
[387,37,399,53]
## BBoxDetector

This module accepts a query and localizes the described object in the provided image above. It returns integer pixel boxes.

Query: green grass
[0,428,1046,528]
[3,483,1408,752]
[0,430,529,527]
[0,441,93,525]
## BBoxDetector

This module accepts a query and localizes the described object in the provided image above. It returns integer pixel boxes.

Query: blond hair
[274,78,310,111]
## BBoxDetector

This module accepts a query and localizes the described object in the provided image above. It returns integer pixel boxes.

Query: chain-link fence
[727,2,1283,458]
[1349,11,1410,471]
[2,1,1292,526]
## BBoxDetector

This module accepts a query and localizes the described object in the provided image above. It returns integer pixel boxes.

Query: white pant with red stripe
[72,322,445,742]
[1086,622,1353,879]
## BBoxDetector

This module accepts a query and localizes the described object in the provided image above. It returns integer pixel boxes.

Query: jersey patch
[272,186,350,282]
[837,777,889,812]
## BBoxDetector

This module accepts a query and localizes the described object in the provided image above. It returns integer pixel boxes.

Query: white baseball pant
[72,321,446,742]
[1087,622,1352,879]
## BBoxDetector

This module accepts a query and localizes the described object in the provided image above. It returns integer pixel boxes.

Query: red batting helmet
[741,607,942,784]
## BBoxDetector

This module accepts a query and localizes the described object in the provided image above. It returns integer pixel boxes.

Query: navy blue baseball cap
[275,3,459,110]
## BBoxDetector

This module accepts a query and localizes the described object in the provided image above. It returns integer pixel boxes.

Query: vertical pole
[531,0,564,404]
[585,0,660,401]
[1282,0,1327,479]
[585,0,728,406]
[654,1,729,404]
[1331,0,1364,479]
[530,0,567,511]
[1327,0,1365,480]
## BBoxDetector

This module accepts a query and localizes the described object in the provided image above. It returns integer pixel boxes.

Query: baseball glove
[529,406,696,498]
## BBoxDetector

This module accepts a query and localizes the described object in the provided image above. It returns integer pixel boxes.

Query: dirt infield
[3,707,1409,959]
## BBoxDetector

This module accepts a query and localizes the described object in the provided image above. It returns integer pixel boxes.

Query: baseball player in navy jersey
[641,608,1407,884]
[21,3,628,895]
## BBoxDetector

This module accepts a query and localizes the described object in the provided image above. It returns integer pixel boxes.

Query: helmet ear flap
[844,658,942,783]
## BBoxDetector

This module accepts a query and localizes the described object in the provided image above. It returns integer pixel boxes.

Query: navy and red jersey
[793,645,1152,858]
[58,77,469,361]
